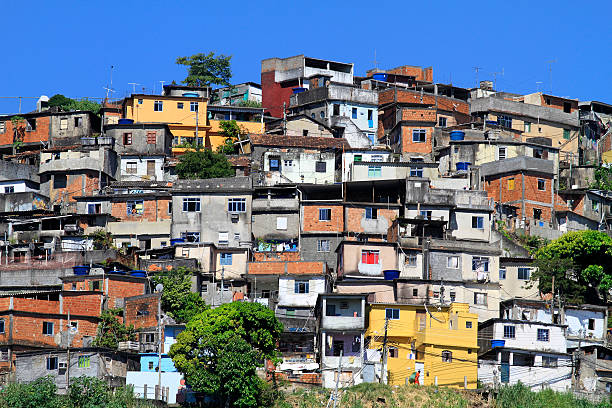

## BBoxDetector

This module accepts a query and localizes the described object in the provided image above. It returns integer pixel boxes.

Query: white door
[414,362,424,385]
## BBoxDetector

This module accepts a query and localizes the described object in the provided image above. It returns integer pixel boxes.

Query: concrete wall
[499,263,539,300]
[489,321,567,353]
[127,371,183,404]
[119,156,165,182]
[277,275,326,307]
[0,161,39,183]
[564,308,606,342]
[300,235,341,272]
[254,147,336,185]
[451,209,491,241]
[106,125,172,156]
[339,243,397,277]
[49,112,99,146]
[0,191,48,212]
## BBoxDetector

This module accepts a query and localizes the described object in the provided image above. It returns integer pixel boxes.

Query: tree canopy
[169,301,283,407]
[151,267,207,323]
[48,94,101,115]
[176,149,235,179]
[176,52,232,87]
[92,308,136,350]
[217,120,244,155]
[532,230,612,304]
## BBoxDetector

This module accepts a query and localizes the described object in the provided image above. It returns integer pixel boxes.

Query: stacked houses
[0,54,611,401]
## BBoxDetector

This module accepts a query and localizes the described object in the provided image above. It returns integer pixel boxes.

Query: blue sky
[1,0,610,114]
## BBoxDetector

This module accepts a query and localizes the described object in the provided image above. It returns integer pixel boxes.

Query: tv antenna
[536,81,543,93]
[473,66,483,87]
[546,59,557,94]
[128,83,141,94]
[373,49,379,70]
[492,68,504,91]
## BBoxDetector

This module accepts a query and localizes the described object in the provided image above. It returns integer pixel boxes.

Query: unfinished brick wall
[302,205,343,232]
[124,294,160,330]
[49,171,100,205]
[401,126,434,154]
[111,198,171,222]
[252,252,300,262]
[247,261,325,275]
[345,207,399,233]
[485,172,554,222]
[106,278,148,309]
[0,117,50,147]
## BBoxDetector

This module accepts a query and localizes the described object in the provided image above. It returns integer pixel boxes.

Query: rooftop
[173,176,252,193]
[250,134,349,150]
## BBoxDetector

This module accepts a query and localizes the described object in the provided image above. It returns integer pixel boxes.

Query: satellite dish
[155,283,164,293]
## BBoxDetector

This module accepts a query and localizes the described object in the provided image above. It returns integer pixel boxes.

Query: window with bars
[182,197,201,212]
[319,208,331,221]
[365,207,377,219]
[361,250,379,265]
[123,133,132,145]
[294,280,309,294]
[441,350,452,362]
[503,325,515,339]
[228,198,246,213]
[147,132,156,144]
[537,328,550,342]
[317,240,330,252]
[181,232,200,243]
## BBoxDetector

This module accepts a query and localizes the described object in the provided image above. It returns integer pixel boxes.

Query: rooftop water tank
[491,340,505,348]
[372,73,388,82]
[292,87,307,94]
[73,265,90,275]
[170,238,185,246]
[182,92,199,97]
[383,270,401,280]
[456,162,470,171]
[130,270,147,278]
[118,119,134,125]
[450,131,465,141]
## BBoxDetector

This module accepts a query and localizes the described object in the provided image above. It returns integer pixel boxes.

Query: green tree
[0,376,60,408]
[92,308,136,350]
[533,230,612,304]
[176,149,235,179]
[176,52,232,87]
[68,377,109,408]
[590,166,612,191]
[151,267,207,323]
[217,119,245,155]
[88,229,114,250]
[169,302,283,407]
[48,94,101,115]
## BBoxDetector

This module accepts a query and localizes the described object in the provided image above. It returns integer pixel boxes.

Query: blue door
[500,362,509,383]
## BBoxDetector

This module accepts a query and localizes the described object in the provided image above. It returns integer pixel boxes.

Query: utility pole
[332,350,343,408]
[221,266,225,304]
[380,317,389,384]
[156,284,164,400]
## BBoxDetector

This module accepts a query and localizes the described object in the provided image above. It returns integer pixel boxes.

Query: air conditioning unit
[118,341,140,351]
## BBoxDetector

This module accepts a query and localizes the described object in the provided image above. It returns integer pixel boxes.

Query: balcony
[321,314,365,331]
[357,262,381,276]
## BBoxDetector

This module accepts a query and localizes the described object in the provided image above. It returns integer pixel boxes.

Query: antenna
[536,81,543,93]
[128,83,141,94]
[373,49,379,70]
[473,66,483,87]
[492,68,504,91]
[546,59,557,94]
[104,65,115,100]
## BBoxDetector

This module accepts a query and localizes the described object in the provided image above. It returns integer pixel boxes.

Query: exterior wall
[258,150,336,185]
[207,119,263,151]
[123,95,207,128]
[119,156,165,182]
[335,281,395,303]
[110,197,171,222]
[349,163,438,182]
[277,275,326,307]
[499,263,539,300]
[399,125,435,155]
[0,116,51,148]
[124,294,160,330]
[212,249,248,280]
[345,206,399,235]
[564,308,606,343]
[339,243,397,277]
[106,125,171,156]
[488,321,567,353]
[247,261,326,276]
[126,371,183,405]
[261,70,295,119]
[299,235,341,273]
[450,209,492,241]
[302,204,343,233]
[172,193,252,249]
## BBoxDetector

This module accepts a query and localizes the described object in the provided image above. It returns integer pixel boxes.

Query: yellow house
[365,302,478,388]
[123,93,210,154]
[207,105,265,153]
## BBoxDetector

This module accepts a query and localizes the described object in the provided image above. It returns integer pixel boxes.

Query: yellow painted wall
[124,95,207,126]
[208,119,263,151]
[366,303,478,388]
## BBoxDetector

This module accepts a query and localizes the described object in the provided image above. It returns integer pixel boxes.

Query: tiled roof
[250,134,349,150]
[228,155,251,167]
[173,176,252,192]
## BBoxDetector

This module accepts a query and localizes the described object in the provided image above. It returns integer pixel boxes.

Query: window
[146,132,156,144]
[503,325,516,339]
[320,111,325,119]
[450,291,456,302]
[0,122,4,133]
[332,340,343,356]
[362,250,380,265]
[125,161,138,174]
[592,200,600,212]
[472,216,484,229]
[413,288,418,297]
[60,118,68,130]
[219,253,233,266]
[88,203,101,214]
[167,202,172,214]
[499,268,506,280]
[294,280,309,294]
[352,107,357,119]
[234,233,240,241]
[315,161,326,173]
[498,147,506,160]
[412,129,426,143]
[318,239,330,252]
[311,113,315,119]
[389,347,398,358]
[43,322,54,336]
[538,179,546,191]
[537,328,550,342]
[26,118,36,131]
[269,157,280,171]
[365,207,377,219]
[406,252,417,267]
[74,117,82,127]
[563,102,572,113]
[46,356,58,370]
[177,102,184,109]
[352,336,361,353]
[447,256,459,269]
[367,109,373,121]
[283,159,294,168]
[518,267,531,280]
[260,289,270,299]
[588,319,595,330]
[385,308,400,320]
[466,321,472,329]
[54,174,67,189]
[533,208,542,220]
[276,217,287,230]
[533,148,545,159]
[441,350,452,362]
[524,122,531,132]
[474,292,487,306]
[123,133,132,145]
[319,208,331,221]
[154,100,163,111]
[542,356,558,368]
[438,117,447,127]
[190,101,198,112]
[563,129,570,140]
[508,178,515,190]
[138,99,143,104]
[0,319,4,333]
[302,129,308,136]
[332,104,340,116]
[472,257,489,272]
[368,165,381,177]
[498,115,512,128]
[181,231,200,243]
[228,198,246,213]
[4,186,14,194]
[127,200,144,216]
[410,168,423,177]
[354,154,362,162]
[182,197,201,212]
[420,210,432,219]
[218,232,229,245]
[78,356,90,368]
[371,155,384,162]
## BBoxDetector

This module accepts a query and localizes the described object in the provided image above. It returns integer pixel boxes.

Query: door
[500,363,510,383]
[147,160,155,177]
[414,362,424,385]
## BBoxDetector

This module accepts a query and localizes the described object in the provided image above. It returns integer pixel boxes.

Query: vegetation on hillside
[92,308,136,350]
[217,119,246,155]
[176,148,235,179]
[48,94,101,115]
[151,267,207,323]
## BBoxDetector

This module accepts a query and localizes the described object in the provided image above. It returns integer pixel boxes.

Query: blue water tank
[491,340,505,348]
[383,270,401,280]
[130,270,147,278]
[182,92,199,97]
[118,119,134,125]
[292,87,307,94]
[110,270,127,275]
[450,131,465,141]
[372,73,388,82]
[73,265,90,275]
[170,238,185,246]
[456,162,470,171]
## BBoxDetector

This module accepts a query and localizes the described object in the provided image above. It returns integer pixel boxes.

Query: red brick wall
[261,71,295,119]
[106,278,147,309]
[63,293,102,317]
[378,89,470,115]
[247,261,325,275]
[485,173,554,222]
[302,204,343,232]
[49,171,100,204]
[346,207,398,233]
[0,116,50,147]
[62,279,104,292]
[253,252,300,262]
[111,198,171,222]
[124,295,160,330]
[401,126,434,154]
[385,66,432,82]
